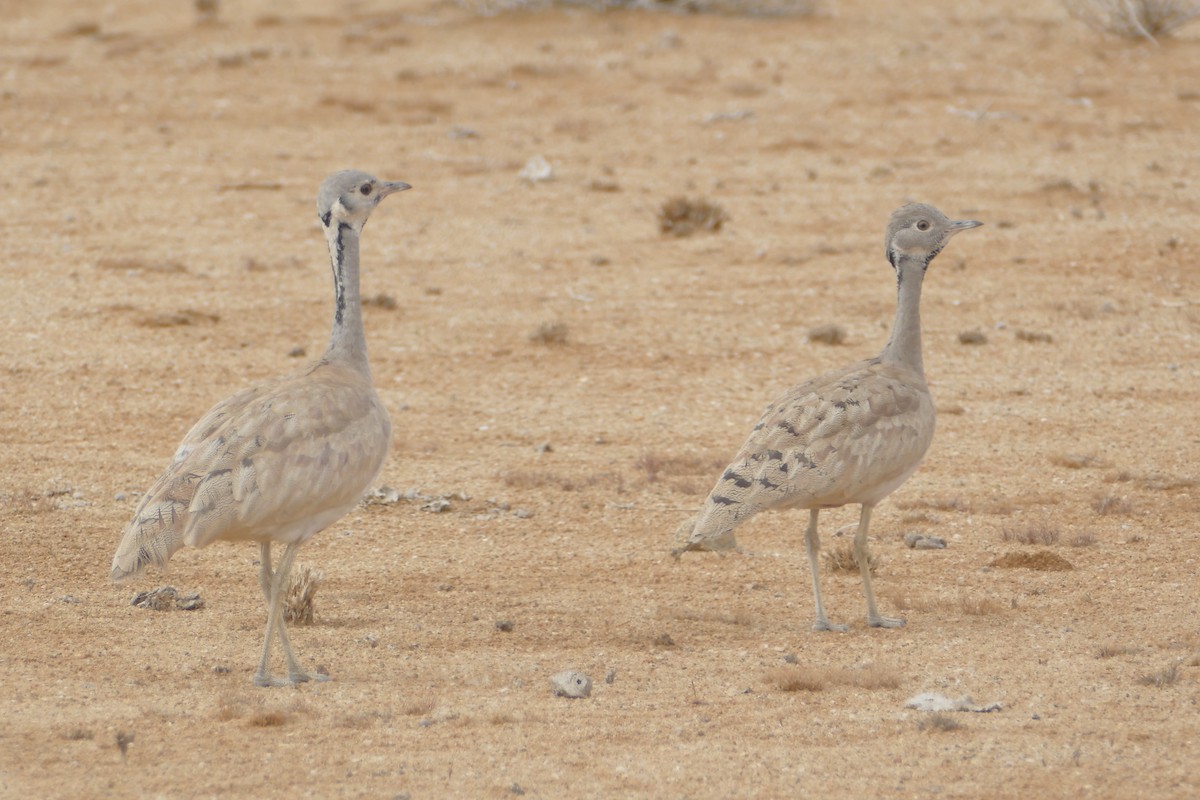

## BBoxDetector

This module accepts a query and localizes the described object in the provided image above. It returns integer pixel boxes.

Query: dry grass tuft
[1069,532,1099,548]
[1097,644,1140,658]
[247,710,287,727]
[1137,664,1180,687]
[807,323,846,345]
[917,712,964,732]
[362,292,398,310]
[824,543,878,574]
[1050,452,1105,469]
[1092,493,1133,516]
[64,728,94,741]
[403,698,437,717]
[767,664,901,693]
[529,321,569,345]
[884,589,1005,616]
[637,452,723,483]
[459,0,822,18]
[284,566,324,625]
[1063,0,1200,40]
[1001,524,1060,546]
[658,196,729,237]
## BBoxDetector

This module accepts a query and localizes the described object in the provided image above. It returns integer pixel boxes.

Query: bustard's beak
[949,218,983,233]
[379,181,412,199]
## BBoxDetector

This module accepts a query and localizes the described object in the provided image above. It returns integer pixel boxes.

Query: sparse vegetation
[824,543,878,574]
[1137,664,1180,687]
[807,323,846,345]
[1001,524,1060,546]
[247,710,287,727]
[403,698,437,717]
[884,590,1005,616]
[1097,644,1140,658]
[767,664,901,693]
[529,321,569,345]
[917,712,964,732]
[361,292,398,310]
[1063,0,1200,40]
[459,0,821,17]
[658,196,729,237]
[284,565,324,625]
[1069,532,1099,548]
[1092,493,1133,516]
[1050,452,1105,469]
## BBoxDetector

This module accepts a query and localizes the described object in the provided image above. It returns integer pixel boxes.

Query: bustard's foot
[812,619,849,633]
[288,669,330,685]
[252,673,294,688]
[868,614,906,629]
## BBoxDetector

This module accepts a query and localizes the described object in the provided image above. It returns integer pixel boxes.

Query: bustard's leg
[254,542,316,686]
[856,504,904,628]
[805,508,847,632]
[258,542,273,603]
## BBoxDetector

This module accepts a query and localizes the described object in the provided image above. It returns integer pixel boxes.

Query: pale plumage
[676,203,981,632]
[112,170,409,685]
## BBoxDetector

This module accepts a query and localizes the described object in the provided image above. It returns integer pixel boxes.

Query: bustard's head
[317,170,411,231]
[885,203,981,268]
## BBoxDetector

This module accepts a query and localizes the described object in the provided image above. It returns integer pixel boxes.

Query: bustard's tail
[110,475,192,581]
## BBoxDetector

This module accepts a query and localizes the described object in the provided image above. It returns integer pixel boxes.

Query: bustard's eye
[916,220,930,231]
[360,183,372,196]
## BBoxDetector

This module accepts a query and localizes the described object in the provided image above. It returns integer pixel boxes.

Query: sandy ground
[3,0,1200,796]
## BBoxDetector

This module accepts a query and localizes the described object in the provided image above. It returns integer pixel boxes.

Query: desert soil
[3,0,1200,797]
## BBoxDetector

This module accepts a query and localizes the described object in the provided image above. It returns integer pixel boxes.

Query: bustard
[111,170,409,686]
[675,203,981,632]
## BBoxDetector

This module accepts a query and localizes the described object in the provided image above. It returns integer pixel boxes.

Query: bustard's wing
[683,358,935,549]
[111,362,391,580]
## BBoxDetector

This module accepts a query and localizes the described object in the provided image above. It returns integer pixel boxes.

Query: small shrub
[658,196,729,237]
[917,712,964,732]
[1001,524,1060,546]
[824,543,878,574]
[1137,664,1180,687]
[529,321,568,345]
[1092,493,1133,516]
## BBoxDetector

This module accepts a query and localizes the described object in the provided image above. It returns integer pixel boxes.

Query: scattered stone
[131,586,205,611]
[605,668,617,685]
[905,692,1002,713]
[448,125,478,139]
[367,485,470,512]
[212,665,230,674]
[904,533,947,549]
[114,492,127,502]
[550,670,592,699]
[519,155,554,183]
[495,620,514,632]
[653,633,676,648]
[807,323,847,345]
[958,329,987,345]
[513,508,533,519]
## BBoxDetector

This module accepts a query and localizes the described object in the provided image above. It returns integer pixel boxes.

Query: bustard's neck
[323,221,369,367]
[880,254,927,376]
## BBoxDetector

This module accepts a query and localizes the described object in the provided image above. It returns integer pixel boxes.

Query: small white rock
[519,155,554,184]
[550,670,592,699]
